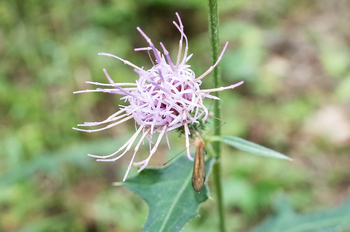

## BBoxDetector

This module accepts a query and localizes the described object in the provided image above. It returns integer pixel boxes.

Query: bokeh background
[1,0,350,231]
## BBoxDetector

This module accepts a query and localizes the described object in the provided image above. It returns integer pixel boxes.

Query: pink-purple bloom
[74,13,243,181]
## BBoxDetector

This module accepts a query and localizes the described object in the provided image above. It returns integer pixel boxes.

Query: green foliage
[251,195,350,232]
[221,20,265,82]
[335,73,350,102]
[1,0,350,231]
[122,156,216,232]
[319,42,350,79]
[211,136,290,160]
[0,138,126,187]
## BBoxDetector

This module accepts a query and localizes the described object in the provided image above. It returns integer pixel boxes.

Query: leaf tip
[280,154,292,161]
[112,181,123,186]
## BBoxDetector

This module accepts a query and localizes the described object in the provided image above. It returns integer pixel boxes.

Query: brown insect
[192,135,206,192]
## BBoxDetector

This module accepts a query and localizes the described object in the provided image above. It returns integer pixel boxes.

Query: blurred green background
[1,0,350,231]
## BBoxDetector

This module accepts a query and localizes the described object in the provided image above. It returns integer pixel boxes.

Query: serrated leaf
[211,136,290,160]
[122,156,216,232]
[250,195,350,232]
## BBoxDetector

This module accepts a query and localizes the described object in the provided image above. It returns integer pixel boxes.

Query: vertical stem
[213,161,225,232]
[208,0,226,232]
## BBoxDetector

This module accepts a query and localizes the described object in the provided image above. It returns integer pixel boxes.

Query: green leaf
[250,195,350,232]
[121,155,216,232]
[211,136,290,160]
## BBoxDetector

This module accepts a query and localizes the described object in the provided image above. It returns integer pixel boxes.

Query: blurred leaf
[219,0,251,13]
[335,73,350,102]
[223,177,256,215]
[139,0,206,7]
[221,21,265,81]
[0,137,128,186]
[122,156,216,232]
[211,136,290,160]
[320,44,350,78]
[250,195,350,232]
[13,214,72,232]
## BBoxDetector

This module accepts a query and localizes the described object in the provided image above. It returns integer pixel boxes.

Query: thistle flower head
[74,13,243,181]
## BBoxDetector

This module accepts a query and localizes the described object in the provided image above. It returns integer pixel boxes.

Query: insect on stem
[162,113,226,192]
[192,134,206,192]
[190,117,225,192]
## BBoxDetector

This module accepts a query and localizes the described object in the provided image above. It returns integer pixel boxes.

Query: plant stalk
[208,0,226,231]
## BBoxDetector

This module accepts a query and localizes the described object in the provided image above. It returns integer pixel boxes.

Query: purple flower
[74,13,243,181]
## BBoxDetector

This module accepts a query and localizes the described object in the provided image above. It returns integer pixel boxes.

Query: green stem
[213,160,226,232]
[208,0,226,231]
